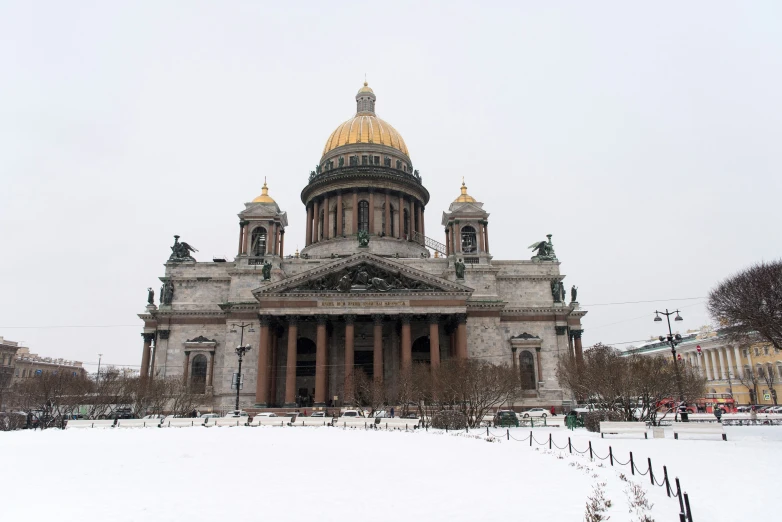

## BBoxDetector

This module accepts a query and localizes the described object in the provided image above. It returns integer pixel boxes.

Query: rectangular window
[374,156,380,165]
[362,155,368,165]
[755,348,760,357]
[764,346,769,355]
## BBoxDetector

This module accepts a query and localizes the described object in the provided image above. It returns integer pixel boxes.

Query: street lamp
[96,353,103,386]
[231,323,255,412]
[654,309,687,421]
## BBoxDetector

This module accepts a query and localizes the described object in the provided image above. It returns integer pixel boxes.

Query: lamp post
[231,323,255,412]
[654,309,686,421]
[96,353,103,386]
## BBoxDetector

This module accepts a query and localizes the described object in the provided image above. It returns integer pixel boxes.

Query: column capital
[535,346,541,352]
[157,329,170,340]
[372,314,384,325]
[456,313,467,325]
[511,346,517,353]
[287,315,299,326]
[555,326,567,336]
[400,314,412,325]
[316,315,328,326]
[344,314,356,325]
[572,329,583,340]
[239,220,248,227]
[426,313,440,324]
[141,333,155,343]
[258,315,272,326]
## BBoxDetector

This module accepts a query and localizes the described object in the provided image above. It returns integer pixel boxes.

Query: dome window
[358,201,370,233]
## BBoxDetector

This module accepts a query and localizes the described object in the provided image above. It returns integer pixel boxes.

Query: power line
[580,297,705,307]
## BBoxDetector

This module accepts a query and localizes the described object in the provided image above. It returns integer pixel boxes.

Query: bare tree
[735,366,760,404]
[557,343,706,425]
[707,260,782,351]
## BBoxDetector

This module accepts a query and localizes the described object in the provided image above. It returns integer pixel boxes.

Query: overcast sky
[1,1,780,372]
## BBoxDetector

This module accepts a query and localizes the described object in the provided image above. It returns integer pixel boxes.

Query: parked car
[768,406,782,414]
[339,409,364,418]
[495,410,519,427]
[224,410,250,418]
[480,412,495,426]
[520,408,548,418]
[310,411,326,417]
[142,414,165,420]
[200,413,220,419]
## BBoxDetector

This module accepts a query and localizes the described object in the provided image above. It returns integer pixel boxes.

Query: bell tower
[441,179,491,264]
[237,179,288,264]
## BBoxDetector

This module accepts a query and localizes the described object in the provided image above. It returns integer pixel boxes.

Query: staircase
[412,231,447,256]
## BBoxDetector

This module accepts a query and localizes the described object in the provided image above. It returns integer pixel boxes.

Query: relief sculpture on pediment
[295,262,437,293]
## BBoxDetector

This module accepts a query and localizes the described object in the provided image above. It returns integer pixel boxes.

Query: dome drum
[302,165,428,205]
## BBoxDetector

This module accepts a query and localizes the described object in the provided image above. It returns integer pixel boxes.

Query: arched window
[519,351,536,390]
[358,200,369,232]
[191,354,208,394]
[403,208,410,237]
[461,225,477,253]
[251,227,267,257]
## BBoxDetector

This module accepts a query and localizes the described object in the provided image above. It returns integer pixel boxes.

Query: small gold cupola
[252,178,276,204]
[454,178,477,203]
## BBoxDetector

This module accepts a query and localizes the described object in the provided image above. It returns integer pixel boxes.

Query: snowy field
[1,425,779,521]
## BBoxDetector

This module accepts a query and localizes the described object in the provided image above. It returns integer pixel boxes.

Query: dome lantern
[252,178,276,204]
[356,81,376,114]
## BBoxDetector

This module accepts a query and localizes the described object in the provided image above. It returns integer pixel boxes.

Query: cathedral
[138,83,587,410]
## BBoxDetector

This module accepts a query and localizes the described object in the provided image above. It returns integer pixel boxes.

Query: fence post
[663,466,671,497]
[531,418,534,428]
[465,425,468,434]
[630,452,635,475]
[549,433,552,450]
[648,457,654,486]
[588,440,593,460]
[530,431,533,446]
[609,446,613,466]
[684,492,693,522]
[507,428,509,440]
[568,437,572,454]
[675,478,685,514]
[487,427,489,437]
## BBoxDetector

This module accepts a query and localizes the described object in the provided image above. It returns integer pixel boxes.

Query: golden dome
[322,115,409,157]
[321,82,410,158]
[454,179,477,203]
[252,178,276,203]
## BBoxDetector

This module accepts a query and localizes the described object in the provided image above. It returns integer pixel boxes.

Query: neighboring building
[0,336,20,410]
[625,327,782,406]
[138,83,588,410]
[12,347,86,381]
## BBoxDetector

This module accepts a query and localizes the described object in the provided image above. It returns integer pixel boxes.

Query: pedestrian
[549,406,556,416]
[714,406,723,423]
[390,407,395,418]
[304,409,307,417]
[750,406,758,422]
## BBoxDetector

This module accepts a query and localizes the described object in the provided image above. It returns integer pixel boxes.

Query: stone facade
[138,83,587,410]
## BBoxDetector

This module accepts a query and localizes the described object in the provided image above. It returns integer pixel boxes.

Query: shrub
[431,409,468,430]
[583,410,625,432]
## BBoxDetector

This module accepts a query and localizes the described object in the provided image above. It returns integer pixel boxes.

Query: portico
[250,253,471,407]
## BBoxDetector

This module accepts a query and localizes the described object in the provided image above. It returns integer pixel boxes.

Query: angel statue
[357,229,370,248]
[169,235,198,262]
[529,234,557,261]
[571,285,578,303]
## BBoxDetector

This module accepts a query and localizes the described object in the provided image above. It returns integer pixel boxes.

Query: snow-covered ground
[0,425,778,521]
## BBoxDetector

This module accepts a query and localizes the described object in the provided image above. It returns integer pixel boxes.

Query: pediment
[254,253,472,296]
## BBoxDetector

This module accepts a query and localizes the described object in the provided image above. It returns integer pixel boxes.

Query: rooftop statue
[529,234,557,261]
[169,235,198,262]
[357,229,370,248]
[571,285,578,303]
[147,287,155,305]
[454,259,466,280]
[262,261,272,281]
